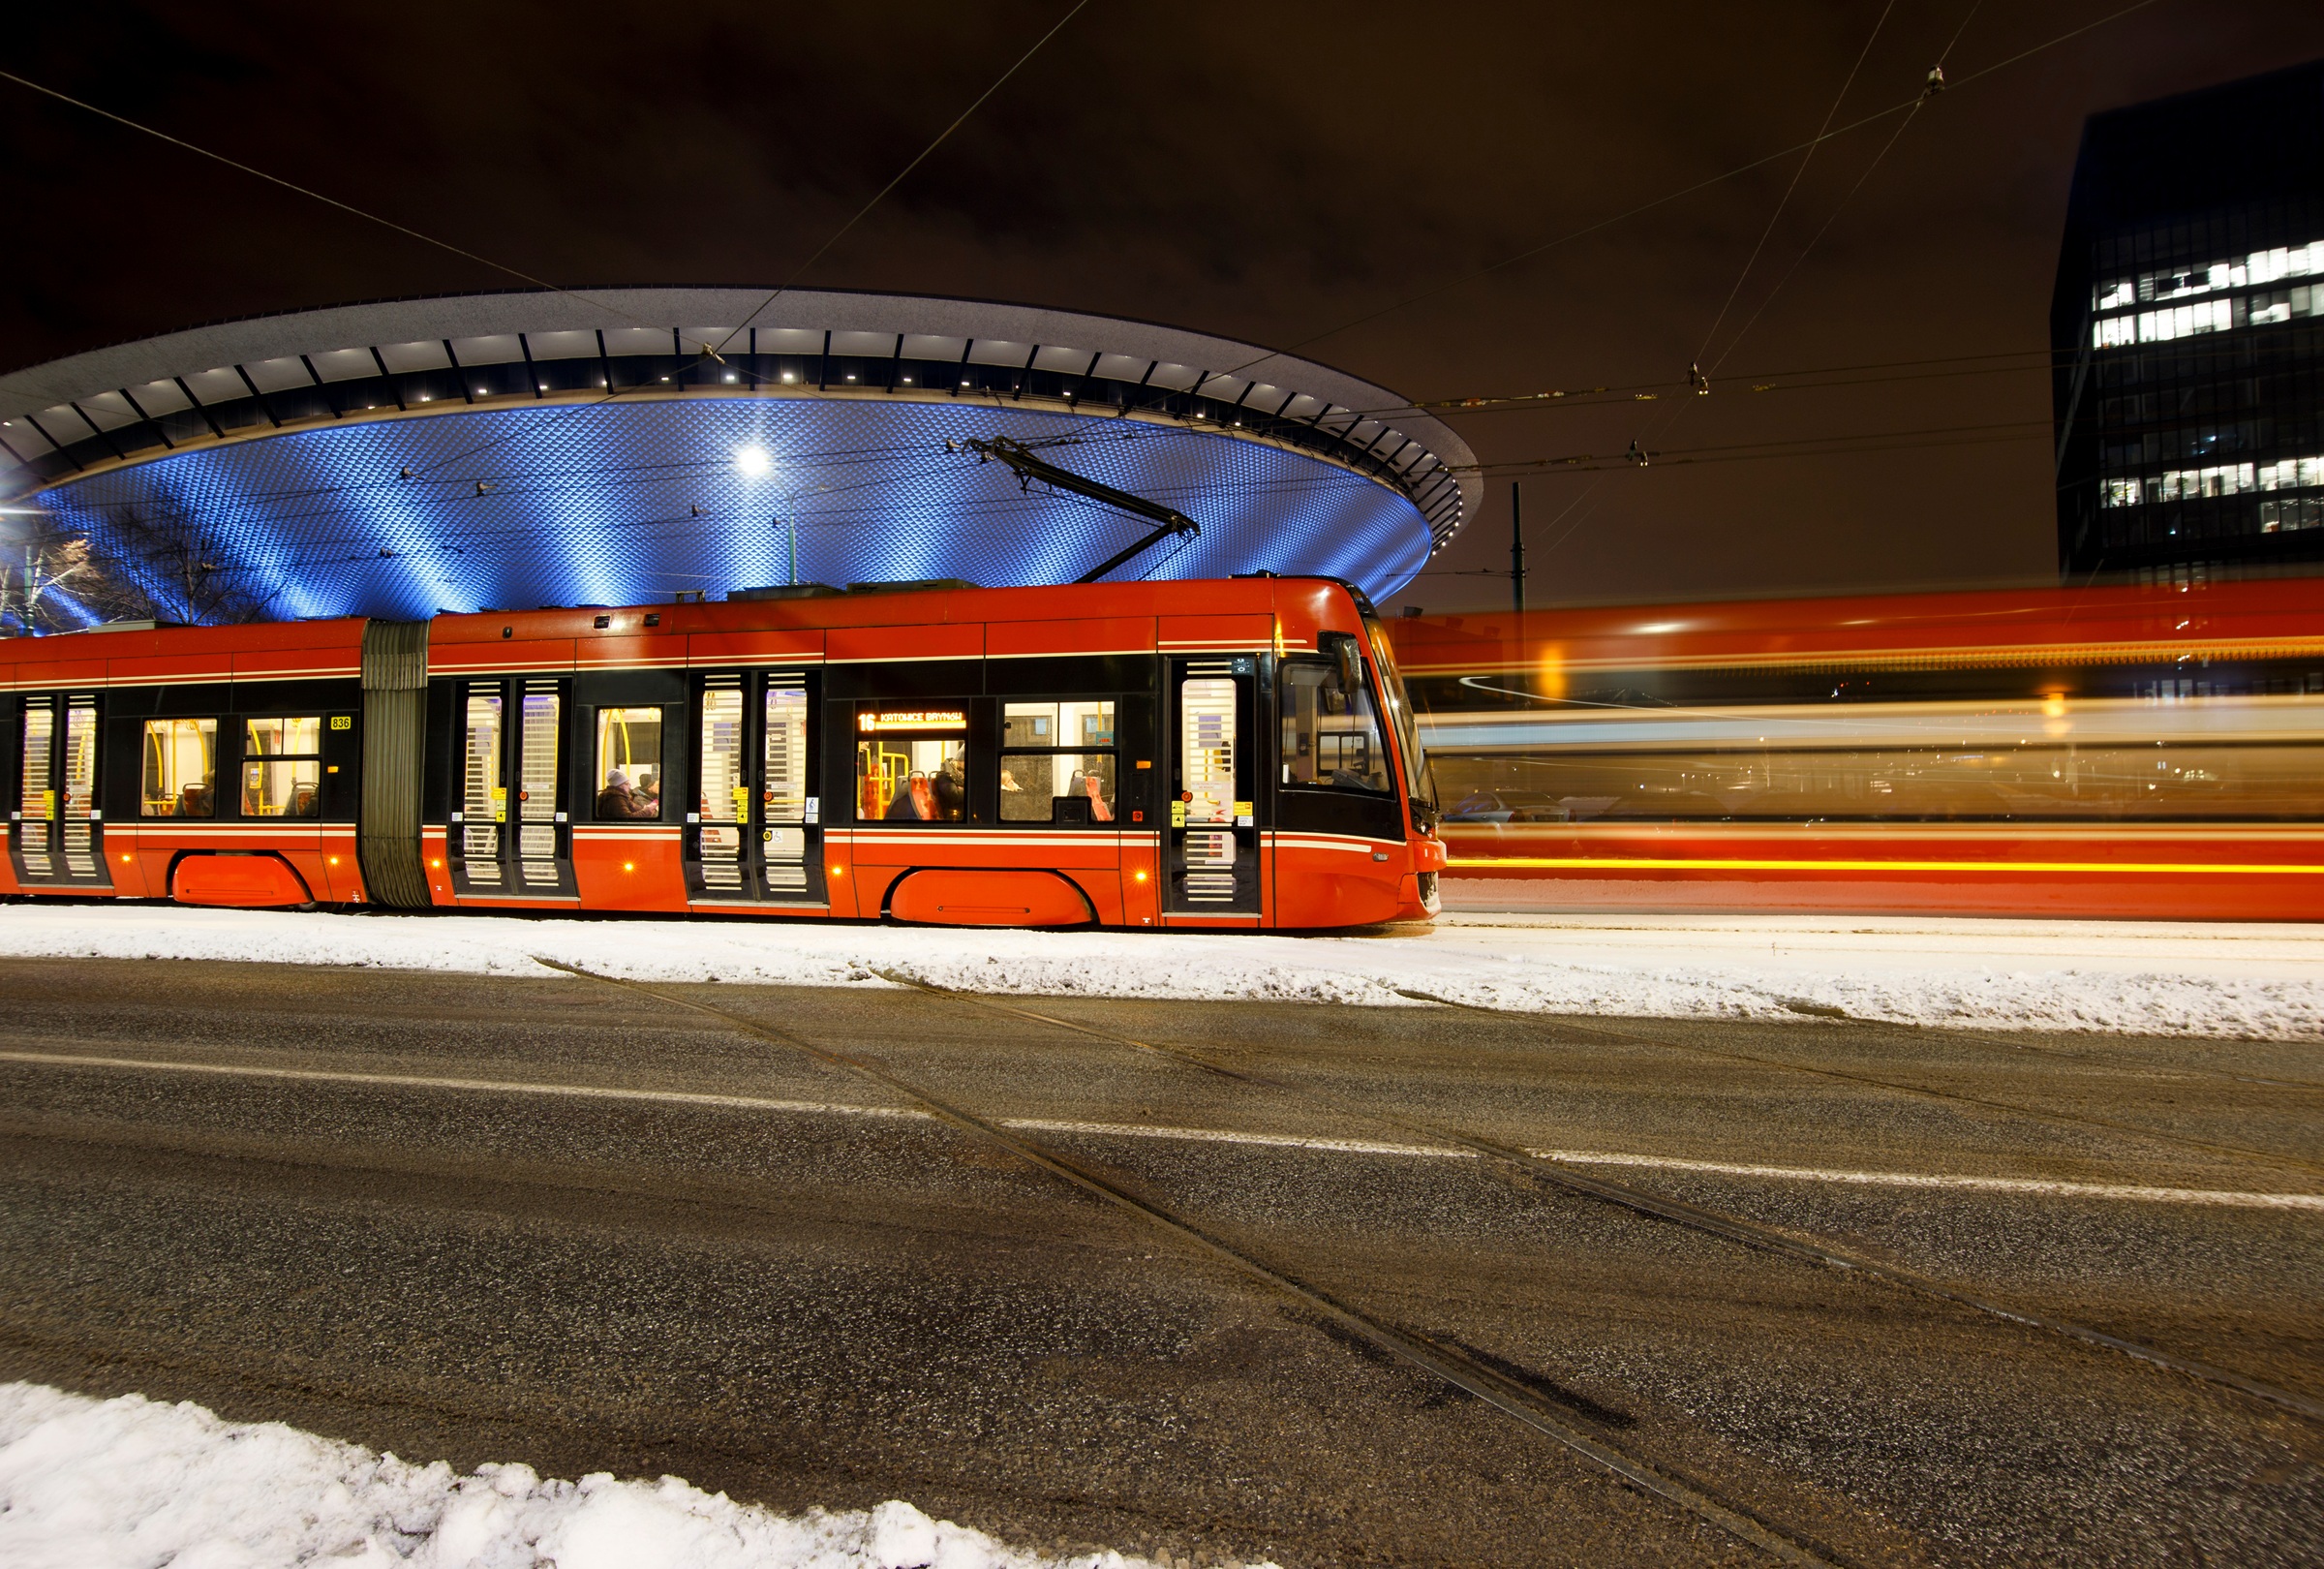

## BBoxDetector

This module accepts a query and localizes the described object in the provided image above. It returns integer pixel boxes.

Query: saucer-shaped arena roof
[0,288,1475,622]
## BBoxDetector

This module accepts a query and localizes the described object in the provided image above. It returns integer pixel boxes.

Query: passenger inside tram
[933,756,965,818]
[140,718,217,817]
[596,769,658,819]
[594,707,665,820]
[859,736,966,821]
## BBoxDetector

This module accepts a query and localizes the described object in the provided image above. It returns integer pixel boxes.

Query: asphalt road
[0,956,2318,1567]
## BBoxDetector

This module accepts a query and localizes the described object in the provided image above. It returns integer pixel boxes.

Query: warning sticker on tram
[858,710,967,732]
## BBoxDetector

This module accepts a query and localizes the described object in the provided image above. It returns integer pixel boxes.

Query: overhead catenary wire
[1476,415,2049,472]
[3,9,1088,494]
[1337,347,2060,420]
[712,0,1092,358]
[1405,0,2105,606]
[56,413,1391,540]
[1708,0,1987,376]
[1694,0,1899,372]
[0,70,659,330]
[1213,0,2172,385]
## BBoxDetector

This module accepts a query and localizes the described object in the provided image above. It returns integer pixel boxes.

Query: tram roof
[0,574,1384,692]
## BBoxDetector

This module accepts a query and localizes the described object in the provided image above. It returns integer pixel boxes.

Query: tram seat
[171,851,313,909]
[887,868,1095,928]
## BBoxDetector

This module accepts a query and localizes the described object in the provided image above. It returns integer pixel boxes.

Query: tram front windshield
[1364,617,1436,818]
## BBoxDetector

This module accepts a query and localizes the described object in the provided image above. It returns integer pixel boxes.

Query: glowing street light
[734,446,774,478]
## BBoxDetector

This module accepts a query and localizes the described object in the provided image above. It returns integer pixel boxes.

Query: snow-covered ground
[0,1383,1177,1569]
[3,903,2323,1038]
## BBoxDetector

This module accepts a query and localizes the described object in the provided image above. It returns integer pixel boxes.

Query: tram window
[461,689,506,873]
[1003,700,1115,748]
[18,704,51,824]
[242,717,321,818]
[763,683,809,825]
[1001,753,1116,823]
[999,701,1116,826]
[856,705,970,823]
[595,706,665,820]
[1280,661,1390,793]
[699,686,746,825]
[141,719,217,817]
[857,736,967,821]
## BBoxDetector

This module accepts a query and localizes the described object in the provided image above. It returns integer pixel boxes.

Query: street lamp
[734,446,797,583]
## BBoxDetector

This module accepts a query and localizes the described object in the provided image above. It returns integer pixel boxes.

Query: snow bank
[0,1382,1191,1569]
[3,903,2323,1038]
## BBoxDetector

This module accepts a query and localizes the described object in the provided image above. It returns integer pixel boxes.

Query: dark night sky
[8,2,2324,611]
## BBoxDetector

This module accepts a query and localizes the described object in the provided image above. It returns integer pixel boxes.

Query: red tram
[1391,578,2324,921]
[1,578,1444,929]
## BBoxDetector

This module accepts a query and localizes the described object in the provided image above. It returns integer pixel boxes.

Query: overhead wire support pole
[1511,480,1525,618]
[953,436,1199,583]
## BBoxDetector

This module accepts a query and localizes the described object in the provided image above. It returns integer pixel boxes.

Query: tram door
[1164,657,1260,915]
[449,678,573,897]
[10,693,109,889]
[688,670,823,904]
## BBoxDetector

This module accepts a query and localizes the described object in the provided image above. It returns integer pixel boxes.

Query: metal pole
[1510,480,1525,618]
[786,497,798,586]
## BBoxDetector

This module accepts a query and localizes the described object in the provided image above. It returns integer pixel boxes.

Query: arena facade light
[0,288,1476,623]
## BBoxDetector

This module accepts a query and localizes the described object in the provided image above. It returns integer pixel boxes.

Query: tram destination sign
[859,709,968,732]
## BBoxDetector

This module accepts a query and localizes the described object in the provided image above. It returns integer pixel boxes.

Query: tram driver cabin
[2,578,1445,930]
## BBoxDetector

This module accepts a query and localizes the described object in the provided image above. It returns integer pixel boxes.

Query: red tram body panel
[1391,578,2324,920]
[2,578,1445,930]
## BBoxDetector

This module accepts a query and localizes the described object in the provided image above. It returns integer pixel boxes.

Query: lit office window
[2247,285,2320,326]
[2258,455,2324,491]
[2137,299,2234,343]
[2248,241,2324,284]
[2092,239,2324,349]
[2147,463,2255,502]
[2101,477,2143,508]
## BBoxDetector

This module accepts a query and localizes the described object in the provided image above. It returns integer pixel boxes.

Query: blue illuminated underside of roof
[35,398,1430,622]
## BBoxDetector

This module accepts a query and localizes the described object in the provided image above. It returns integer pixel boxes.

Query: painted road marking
[1531,1148,2324,1210]
[1,1049,2315,1209]
[0,1050,925,1122]
[1000,1117,1465,1159]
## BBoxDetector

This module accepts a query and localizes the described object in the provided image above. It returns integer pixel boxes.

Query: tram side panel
[2,672,368,908]
[569,666,690,914]
[834,643,1149,927]
[128,675,365,908]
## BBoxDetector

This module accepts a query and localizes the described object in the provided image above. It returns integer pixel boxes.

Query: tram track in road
[2,961,2316,1563]
[1846,1022,2324,1094]
[531,960,1862,1569]
[1403,995,2324,1184]
[868,974,2324,1428]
